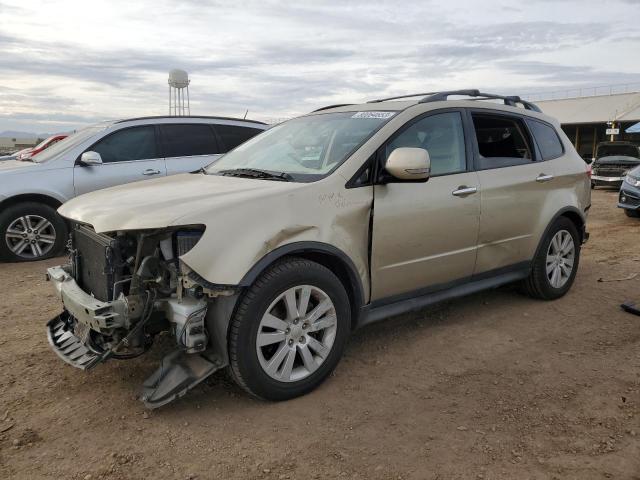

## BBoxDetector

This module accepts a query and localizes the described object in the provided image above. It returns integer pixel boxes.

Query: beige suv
[46,90,591,407]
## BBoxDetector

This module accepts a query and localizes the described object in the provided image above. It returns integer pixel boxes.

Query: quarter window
[91,126,157,163]
[160,124,220,157]
[214,125,263,151]
[386,112,467,176]
[472,114,533,169]
[527,120,564,160]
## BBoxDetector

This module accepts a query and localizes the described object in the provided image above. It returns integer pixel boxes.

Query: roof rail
[418,90,542,112]
[311,103,355,113]
[367,93,438,103]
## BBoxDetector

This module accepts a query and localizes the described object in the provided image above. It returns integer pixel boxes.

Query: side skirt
[358,262,530,328]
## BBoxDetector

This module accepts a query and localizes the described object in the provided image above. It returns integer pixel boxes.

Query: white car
[0,116,267,261]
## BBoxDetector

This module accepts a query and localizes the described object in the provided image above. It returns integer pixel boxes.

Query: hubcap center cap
[288,323,304,341]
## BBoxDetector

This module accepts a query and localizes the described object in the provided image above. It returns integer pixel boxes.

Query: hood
[594,155,640,165]
[58,172,303,233]
[0,159,39,173]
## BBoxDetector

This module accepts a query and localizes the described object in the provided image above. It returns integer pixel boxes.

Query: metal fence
[522,82,640,102]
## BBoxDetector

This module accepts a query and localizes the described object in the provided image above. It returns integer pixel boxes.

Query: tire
[624,209,640,218]
[520,217,581,300]
[228,257,351,400]
[0,202,67,262]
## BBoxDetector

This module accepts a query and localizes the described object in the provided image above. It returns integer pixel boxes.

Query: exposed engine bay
[46,223,238,408]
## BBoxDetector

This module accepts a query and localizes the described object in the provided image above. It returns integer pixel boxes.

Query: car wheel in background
[520,217,581,300]
[0,202,67,262]
[624,209,640,218]
[228,257,351,400]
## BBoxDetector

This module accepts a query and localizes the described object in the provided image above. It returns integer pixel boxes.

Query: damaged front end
[46,223,238,408]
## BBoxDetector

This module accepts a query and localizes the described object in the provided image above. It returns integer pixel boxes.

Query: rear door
[470,111,558,274]
[160,123,222,175]
[73,125,167,196]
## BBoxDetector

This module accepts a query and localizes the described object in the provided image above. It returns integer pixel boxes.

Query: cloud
[0,0,638,132]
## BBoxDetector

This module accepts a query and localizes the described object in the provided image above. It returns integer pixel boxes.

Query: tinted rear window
[160,124,220,157]
[214,125,263,151]
[527,120,564,160]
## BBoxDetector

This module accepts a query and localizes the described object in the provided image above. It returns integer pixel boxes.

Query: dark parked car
[591,141,640,188]
[618,164,640,218]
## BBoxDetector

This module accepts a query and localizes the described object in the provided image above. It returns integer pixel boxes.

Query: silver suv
[45,90,591,407]
[0,116,266,261]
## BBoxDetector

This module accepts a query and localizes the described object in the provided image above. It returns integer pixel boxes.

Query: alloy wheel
[5,215,56,259]
[546,229,575,289]
[256,285,337,383]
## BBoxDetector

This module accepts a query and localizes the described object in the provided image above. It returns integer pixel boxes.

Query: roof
[114,115,267,126]
[536,92,640,124]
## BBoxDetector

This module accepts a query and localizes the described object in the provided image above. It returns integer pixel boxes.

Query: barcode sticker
[351,111,396,119]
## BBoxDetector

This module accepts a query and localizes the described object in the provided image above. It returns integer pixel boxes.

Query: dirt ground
[1,189,640,480]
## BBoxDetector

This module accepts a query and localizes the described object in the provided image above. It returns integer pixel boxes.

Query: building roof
[536,92,640,124]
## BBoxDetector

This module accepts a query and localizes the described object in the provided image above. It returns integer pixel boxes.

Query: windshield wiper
[218,168,293,182]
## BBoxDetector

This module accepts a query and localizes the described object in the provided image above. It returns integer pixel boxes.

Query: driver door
[74,125,167,196]
[370,110,481,300]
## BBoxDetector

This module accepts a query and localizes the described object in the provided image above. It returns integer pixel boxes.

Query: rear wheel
[521,217,580,300]
[0,202,67,262]
[624,209,640,218]
[228,257,350,400]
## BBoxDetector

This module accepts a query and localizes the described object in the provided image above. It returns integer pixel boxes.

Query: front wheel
[228,257,351,400]
[624,209,640,218]
[0,202,67,262]
[521,217,581,300]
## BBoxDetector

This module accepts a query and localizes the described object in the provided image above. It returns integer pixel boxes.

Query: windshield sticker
[351,111,396,119]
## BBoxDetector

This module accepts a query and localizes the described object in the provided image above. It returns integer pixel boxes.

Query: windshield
[205,111,396,181]
[33,135,58,150]
[33,125,108,162]
[596,144,640,159]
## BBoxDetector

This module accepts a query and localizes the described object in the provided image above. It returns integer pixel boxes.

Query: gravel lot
[1,189,639,480]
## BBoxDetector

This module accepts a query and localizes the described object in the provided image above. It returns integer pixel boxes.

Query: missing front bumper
[46,265,130,331]
[45,265,231,408]
[46,313,104,370]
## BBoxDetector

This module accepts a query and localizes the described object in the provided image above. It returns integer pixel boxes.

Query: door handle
[142,169,161,176]
[452,186,478,197]
[536,173,554,183]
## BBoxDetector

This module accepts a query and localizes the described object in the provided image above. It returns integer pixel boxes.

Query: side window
[472,114,533,169]
[214,125,263,152]
[160,124,220,157]
[386,111,466,176]
[91,126,156,163]
[527,119,564,160]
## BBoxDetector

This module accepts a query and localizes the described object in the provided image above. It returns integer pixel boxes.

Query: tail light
[586,163,592,179]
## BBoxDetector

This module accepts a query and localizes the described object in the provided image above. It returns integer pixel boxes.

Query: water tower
[168,69,190,116]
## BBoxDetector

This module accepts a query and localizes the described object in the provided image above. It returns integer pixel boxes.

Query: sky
[1,0,639,134]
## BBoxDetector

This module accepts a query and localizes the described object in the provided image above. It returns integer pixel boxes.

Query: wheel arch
[239,242,366,329]
[0,193,64,211]
[533,206,586,261]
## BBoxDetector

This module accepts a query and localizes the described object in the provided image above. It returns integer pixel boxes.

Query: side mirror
[79,151,103,166]
[385,147,431,182]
